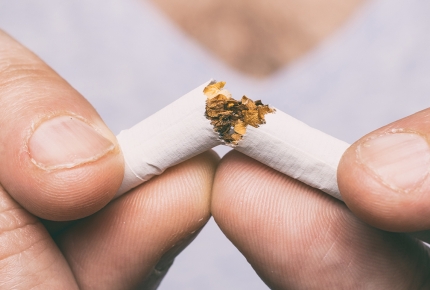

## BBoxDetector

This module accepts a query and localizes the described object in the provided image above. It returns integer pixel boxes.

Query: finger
[338,108,430,232]
[56,151,218,289]
[212,151,430,289]
[134,229,202,290]
[0,185,79,288]
[0,30,124,221]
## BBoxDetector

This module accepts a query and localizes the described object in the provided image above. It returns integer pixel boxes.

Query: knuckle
[0,61,50,94]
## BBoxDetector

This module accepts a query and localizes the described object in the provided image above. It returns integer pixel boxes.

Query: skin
[1,0,430,286]
[0,30,218,288]
[212,151,430,289]
[150,0,364,77]
[337,110,430,233]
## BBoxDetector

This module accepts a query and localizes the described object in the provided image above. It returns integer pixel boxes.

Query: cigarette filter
[116,80,350,201]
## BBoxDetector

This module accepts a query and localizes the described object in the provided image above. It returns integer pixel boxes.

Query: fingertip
[203,148,221,170]
[57,152,217,288]
[338,127,430,232]
[212,150,315,233]
[2,115,125,221]
[10,135,124,221]
[212,150,250,215]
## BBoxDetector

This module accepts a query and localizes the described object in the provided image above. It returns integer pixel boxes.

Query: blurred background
[1,0,430,288]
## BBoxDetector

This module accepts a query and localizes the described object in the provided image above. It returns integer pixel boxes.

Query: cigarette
[115,81,350,201]
[115,81,221,196]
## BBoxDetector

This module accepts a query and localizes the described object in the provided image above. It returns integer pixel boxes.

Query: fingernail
[357,132,430,192]
[29,115,115,170]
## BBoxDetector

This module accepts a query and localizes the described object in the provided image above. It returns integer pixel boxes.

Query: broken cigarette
[116,80,350,200]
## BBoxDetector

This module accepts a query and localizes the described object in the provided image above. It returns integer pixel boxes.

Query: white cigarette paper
[116,81,221,196]
[116,80,350,201]
[235,112,350,200]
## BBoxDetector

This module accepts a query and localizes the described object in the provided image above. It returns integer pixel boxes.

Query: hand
[0,30,218,289]
[212,117,430,288]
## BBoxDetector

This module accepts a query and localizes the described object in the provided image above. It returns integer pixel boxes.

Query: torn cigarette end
[204,81,275,145]
[116,80,349,201]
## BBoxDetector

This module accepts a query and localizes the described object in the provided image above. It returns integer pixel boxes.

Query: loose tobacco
[204,81,275,145]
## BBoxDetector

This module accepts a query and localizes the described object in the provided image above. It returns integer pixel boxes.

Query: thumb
[0,30,124,221]
[338,108,430,232]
